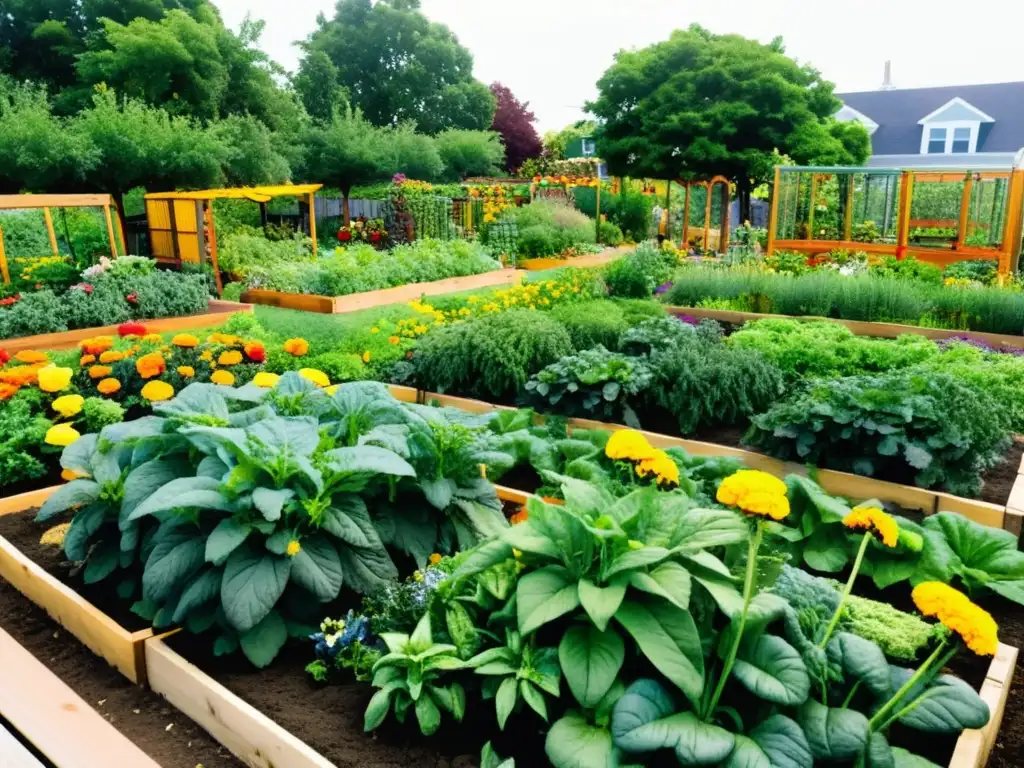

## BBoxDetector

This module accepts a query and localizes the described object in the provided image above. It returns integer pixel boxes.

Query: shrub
[618,315,698,356]
[612,298,667,326]
[0,290,68,339]
[218,229,315,278]
[614,186,653,240]
[550,299,628,350]
[598,220,623,246]
[869,255,943,283]
[604,242,675,298]
[517,224,557,258]
[512,199,595,257]
[0,389,50,491]
[746,371,1010,496]
[80,396,125,432]
[303,351,367,382]
[944,259,998,284]
[414,310,574,401]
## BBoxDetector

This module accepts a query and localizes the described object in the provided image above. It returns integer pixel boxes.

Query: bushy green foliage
[216,229,315,278]
[550,299,628,350]
[746,371,1010,495]
[303,351,367,383]
[869,255,943,284]
[612,297,667,326]
[80,397,125,433]
[944,259,998,284]
[512,199,595,257]
[0,211,51,258]
[433,129,505,180]
[414,310,574,401]
[598,220,623,246]
[604,242,675,298]
[618,315,699,356]
[0,290,68,338]
[0,389,50,490]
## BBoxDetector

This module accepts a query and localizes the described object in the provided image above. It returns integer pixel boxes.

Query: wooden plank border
[2,299,254,354]
[145,636,334,768]
[949,643,1018,768]
[0,627,162,768]
[665,304,1024,351]
[0,485,154,683]
[420,392,1010,533]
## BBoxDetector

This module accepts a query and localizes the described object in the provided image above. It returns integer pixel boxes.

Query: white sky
[215,0,1024,133]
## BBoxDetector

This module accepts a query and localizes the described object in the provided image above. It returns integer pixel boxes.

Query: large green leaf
[545,711,617,768]
[36,480,100,522]
[205,518,252,566]
[732,634,810,706]
[142,528,206,603]
[578,579,627,632]
[239,610,288,668]
[221,546,292,633]
[614,597,704,707]
[797,699,869,762]
[324,445,416,478]
[629,561,691,611]
[890,748,942,767]
[802,525,849,573]
[289,533,344,601]
[83,541,119,584]
[915,512,1024,600]
[172,567,223,623]
[59,433,98,475]
[502,521,560,559]
[252,487,294,522]
[748,714,814,768]
[611,679,733,763]
[452,539,516,579]
[127,476,233,521]
[337,543,398,595]
[889,668,990,732]
[62,504,104,561]
[604,546,673,578]
[121,459,188,520]
[722,735,771,768]
[517,566,581,635]
[827,632,892,698]
[558,625,624,709]
[320,495,374,546]
[866,732,895,768]
[672,508,749,552]
[495,676,517,730]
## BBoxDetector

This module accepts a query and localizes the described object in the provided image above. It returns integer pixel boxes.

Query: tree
[210,114,291,186]
[543,120,598,160]
[489,82,542,173]
[293,50,346,124]
[588,25,870,220]
[298,107,389,225]
[387,124,444,181]
[298,0,495,133]
[72,88,227,231]
[434,130,505,181]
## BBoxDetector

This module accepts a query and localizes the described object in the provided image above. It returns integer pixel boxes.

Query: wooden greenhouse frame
[144,184,323,296]
[673,176,732,253]
[0,194,123,285]
[766,165,1024,272]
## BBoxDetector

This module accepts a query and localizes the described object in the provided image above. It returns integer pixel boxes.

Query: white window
[927,127,947,154]
[581,138,596,157]
[951,127,971,154]
[919,122,981,154]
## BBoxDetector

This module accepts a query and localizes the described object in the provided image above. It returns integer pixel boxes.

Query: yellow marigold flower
[135,352,166,379]
[605,429,656,461]
[211,370,234,386]
[635,450,680,487]
[99,350,123,364]
[325,384,339,395]
[143,333,164,344]
[736,491,791,521]
[141,380,174,402]
[40,523,69,546]
[89,365,113,380]
[60,468,87,482]
[51,394,84,418]
[207,333,223,344]
[429,553,442,566]
[97,378,121,395]
[80,354,96,366]
[218,350,243,366]
[844,507,899,548]
[45,423,81,447]
[252,372,280,388]
[199,350,213,362]
[286,540,301,557]
[299,368,330,387]
[37,366,73,393]
[283,338,309,357]
[362,351,371,363]
[912,582,999,656]
[716,469,788,509]
[172,333,199,348]
[15,350,47,364]
[177,366,195,378]
[388,335,400,345]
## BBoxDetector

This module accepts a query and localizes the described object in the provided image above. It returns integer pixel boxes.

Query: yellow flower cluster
[15,255,69,283]
[912,582,999,656]
[843,507,899,547]
[604,430,679,487]
[716,470,790,520]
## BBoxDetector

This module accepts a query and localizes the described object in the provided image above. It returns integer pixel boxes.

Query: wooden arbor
[144,184,324,295]
[672,177,731,253]
[0,194,123,285]
[766,165,1024,273]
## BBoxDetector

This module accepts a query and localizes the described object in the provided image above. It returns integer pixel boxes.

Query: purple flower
[938,336,1024,356]
[654,281,673,295]
[677,315,699,326]
[392,173,408,184]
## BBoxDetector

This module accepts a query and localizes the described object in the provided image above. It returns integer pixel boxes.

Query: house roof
[837,82,1024,155]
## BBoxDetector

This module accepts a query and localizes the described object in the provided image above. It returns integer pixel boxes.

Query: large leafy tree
[434,129,505,181]
[588,25,870,218]
[210,114,291,187]
[489,82,542,173]
[298,0,495,133]
[293,49,347,124]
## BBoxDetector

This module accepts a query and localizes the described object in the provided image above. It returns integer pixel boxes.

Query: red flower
[244,342,266,363]
[118,322,147,337]
[0,294,20,307]
[126,293,139,305]
[0,348,8,366]
[370,231,382,242]
[338,229,352,242]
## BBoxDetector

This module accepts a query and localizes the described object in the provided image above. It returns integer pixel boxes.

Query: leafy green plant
[0,389,51,491]
[550,299,628,351]
[523,347,653,427]
[466,629,560,729]
[869,255,944,284]
[604,242,675,298]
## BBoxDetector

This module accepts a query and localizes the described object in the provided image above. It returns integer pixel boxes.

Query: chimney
[881,61,893,90]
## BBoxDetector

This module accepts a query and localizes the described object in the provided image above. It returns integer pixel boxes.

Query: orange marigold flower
[912,582,999,656]
[99,350,123,364]
[79,337,113,356]
[0,366,39,386]
[843,507,899,548]
[141,380,174,402]
[80,354,96,366]
[135,352,166,379]
[15,350,47,364]
[172,334,199,348]
[211,369,234,386]
[283,338,309,357]
[177,366,195,378]
[509,508,529,525]
[218,350,243,366]
[97,378,121,395]
[88,365,113,380]
[0,383,18,400]
[244,342,266,363]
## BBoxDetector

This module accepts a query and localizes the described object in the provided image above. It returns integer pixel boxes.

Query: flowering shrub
[337,217,389,246]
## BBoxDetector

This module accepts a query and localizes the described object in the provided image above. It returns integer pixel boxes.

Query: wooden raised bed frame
[0,486,154,683]
[2,298,253,354]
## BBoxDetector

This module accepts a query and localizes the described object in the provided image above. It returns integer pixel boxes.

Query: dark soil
[0,572,239,767]
[166,632,542,768]
[0,509,147,631]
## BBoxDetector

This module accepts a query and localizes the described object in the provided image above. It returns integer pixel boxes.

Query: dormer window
[918,97,994,155]
[951,127,971,153]
[927,127,946,154]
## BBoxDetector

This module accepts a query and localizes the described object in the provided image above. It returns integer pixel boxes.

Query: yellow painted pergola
[0,194,123,285]
[144,184,323,295]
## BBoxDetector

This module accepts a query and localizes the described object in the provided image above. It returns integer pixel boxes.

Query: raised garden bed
[2,298,253,354]
[0,486,154,683]
[665,304,1024,352]
[241,270,525,315]
[519,248,625,272]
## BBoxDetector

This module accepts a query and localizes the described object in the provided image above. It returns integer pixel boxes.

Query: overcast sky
[215,0,1024,133]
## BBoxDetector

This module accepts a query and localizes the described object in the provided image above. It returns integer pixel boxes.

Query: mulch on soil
[0,578,239,768]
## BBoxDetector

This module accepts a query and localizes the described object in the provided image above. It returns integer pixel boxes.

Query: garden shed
[767,163,1024,272]
[144,184,324,294]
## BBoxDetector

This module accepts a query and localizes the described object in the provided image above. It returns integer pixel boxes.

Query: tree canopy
[489,82,542,173]
[588,25,870,199]
[298,0,495,133]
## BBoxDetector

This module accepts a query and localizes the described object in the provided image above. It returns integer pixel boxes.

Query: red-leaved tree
[489,82,543,174]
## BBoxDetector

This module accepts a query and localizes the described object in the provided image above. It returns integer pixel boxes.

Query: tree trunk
[342,191,351,227]
[736,177,752,227]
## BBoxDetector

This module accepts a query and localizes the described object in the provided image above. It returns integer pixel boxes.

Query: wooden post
[807,174,819,241]
[1001,170,1024,273]
[308,192,318,257]
[42,208,59,256]
[896,171,915,253]
[719,182,730,253]
[843,174,855,242]
[205,203,223,297]
[111,198,127,256]
[102,205,118,259]
[595,180,602,244]
[766,167,781,256]
[664,181,672,241]
[0,226,8,285]
[167,201,181,263]
[703,182,712,250]
[956,175,974,250]
[681,183,691,249]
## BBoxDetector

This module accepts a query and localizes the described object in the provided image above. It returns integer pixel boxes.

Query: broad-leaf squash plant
[37,374,513,666]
